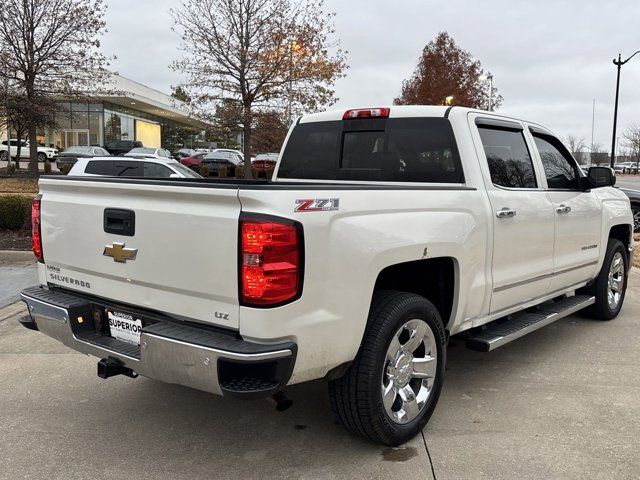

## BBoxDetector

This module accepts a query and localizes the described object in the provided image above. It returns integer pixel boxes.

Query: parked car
[179,152,207,171]
[0,139,58,162]
[620,188,640,232]
[125,147,173,159]
[252,153,279,174]
[181,150,245,174]
[613,163,626,174]
[173,148,196,160]
[624,162,639,174]
[104,140,143,156]
[67,156,201,178]
[20,106,632,446]
[54,146,111,171]
[214,148,244,162]
[201,151,242,176]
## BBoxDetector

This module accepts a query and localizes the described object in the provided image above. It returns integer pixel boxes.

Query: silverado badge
[103,242,138,263]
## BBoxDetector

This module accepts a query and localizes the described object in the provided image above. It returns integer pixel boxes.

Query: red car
[252,153,278,174]
[179,152,207,171]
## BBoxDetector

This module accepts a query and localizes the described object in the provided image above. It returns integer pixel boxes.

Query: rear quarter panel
[238,186,489,383]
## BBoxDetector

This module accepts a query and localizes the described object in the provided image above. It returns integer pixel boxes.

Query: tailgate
[38,178,241,329]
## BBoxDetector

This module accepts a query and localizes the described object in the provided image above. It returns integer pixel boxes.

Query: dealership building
[37,73,205,152]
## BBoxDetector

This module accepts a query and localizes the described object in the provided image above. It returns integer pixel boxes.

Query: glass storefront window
[89,111,104,146]
[121,116,135,140]
[71,111,89,130]
[104,110,121,142]
[71,102,88,112]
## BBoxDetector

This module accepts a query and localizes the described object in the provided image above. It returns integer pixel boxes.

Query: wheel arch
[371,256,459,331]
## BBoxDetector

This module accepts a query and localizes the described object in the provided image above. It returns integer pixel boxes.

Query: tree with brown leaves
[171,0,348,178]
[0,0,110,176]
[252,110,288,154]
[395,32,502,110]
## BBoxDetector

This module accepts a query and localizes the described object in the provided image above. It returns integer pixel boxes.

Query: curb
[0,250,34,262]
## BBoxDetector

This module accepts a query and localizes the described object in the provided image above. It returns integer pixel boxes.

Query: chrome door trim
[493,260,598,293]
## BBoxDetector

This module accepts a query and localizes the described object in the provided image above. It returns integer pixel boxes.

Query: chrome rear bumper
[20,286,296,398]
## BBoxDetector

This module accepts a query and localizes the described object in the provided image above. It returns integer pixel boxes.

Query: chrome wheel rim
[632,207,640,233]
[607,252,624,310]
[381,319,437,425]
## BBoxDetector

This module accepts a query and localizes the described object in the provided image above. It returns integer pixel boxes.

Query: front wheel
[631,203,640,233]
[328,291,447,445]
[37,153,47,163]
[0,151,8,161]
[581,239,628,320]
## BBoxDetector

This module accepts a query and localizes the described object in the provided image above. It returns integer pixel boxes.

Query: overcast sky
[103,0,640,151]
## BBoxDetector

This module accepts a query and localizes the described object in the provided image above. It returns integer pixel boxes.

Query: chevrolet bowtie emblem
[103,242,138,263]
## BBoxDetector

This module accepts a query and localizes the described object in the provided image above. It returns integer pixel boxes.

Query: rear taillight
[32,194,43,263]
[240,215,303,307]
[343,107,390,120]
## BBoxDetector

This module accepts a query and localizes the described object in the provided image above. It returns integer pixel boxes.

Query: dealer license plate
[107,310,142,346]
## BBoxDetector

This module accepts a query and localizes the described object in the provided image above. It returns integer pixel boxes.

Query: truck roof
[298,105,554,138]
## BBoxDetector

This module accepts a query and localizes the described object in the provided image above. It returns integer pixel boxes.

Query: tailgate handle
[104,209,135,236]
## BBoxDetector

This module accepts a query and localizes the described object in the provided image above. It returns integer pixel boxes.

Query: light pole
[610,51,640,167]
[479,74,493,111]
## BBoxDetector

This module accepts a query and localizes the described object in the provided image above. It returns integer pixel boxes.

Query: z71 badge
[295,198,340,212]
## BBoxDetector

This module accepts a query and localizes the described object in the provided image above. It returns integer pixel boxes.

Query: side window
[143,162,172,178]
[85,161,115,175]
[533,135,579,189]
[478,126,537,188]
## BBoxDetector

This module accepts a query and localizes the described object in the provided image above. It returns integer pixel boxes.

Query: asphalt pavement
[0,260,36,308]
[1,267,640,479]
[615,174,640,190]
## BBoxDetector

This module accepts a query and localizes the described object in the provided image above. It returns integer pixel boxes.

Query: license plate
[107,310,142,346]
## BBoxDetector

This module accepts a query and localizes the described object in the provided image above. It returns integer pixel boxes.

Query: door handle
[556,204,572,214]
[496,208,516,218]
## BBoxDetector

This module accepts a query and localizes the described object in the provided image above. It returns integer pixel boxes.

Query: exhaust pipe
[97,357,138,379]
[269,391,293,411]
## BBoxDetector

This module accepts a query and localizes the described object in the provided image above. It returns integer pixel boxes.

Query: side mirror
[587,166,616,188]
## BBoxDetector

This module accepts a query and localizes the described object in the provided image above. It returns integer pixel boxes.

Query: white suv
[0,139,58,162]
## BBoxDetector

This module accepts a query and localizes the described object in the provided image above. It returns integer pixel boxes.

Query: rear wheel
[581,239,628,320]
[328,291,446,445]
[0,151,8,161]
[190,165,200,173]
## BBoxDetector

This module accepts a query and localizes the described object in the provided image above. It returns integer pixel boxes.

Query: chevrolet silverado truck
[20,106,633,445]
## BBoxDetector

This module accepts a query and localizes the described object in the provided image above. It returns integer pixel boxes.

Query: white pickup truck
[20,106,633,445]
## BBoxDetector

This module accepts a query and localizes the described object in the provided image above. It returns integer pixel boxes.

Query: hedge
[0,194,33,230]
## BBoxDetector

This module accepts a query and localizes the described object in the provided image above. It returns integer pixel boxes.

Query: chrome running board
[466,295,595,352]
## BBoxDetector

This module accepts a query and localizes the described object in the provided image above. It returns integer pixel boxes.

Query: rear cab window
[278,117,464,183]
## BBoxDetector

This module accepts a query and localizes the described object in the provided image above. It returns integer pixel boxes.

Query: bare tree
[564,135,588,164]
[589,142,608,165]
[394,32,503,109]
[623,124,640,162]
[0,0,110,176]
[171,0,347,178]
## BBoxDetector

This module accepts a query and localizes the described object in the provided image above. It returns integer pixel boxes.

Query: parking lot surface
[614,175,640,190]
[0,268,639,479]
[0,260,36,308]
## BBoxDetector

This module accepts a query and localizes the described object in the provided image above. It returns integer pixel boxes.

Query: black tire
[581,239,628,320]
[190,165,200,173]
[631,203,640,233]
[37,153,47,163]
[328,290,447,445]
[0,151,7,161]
